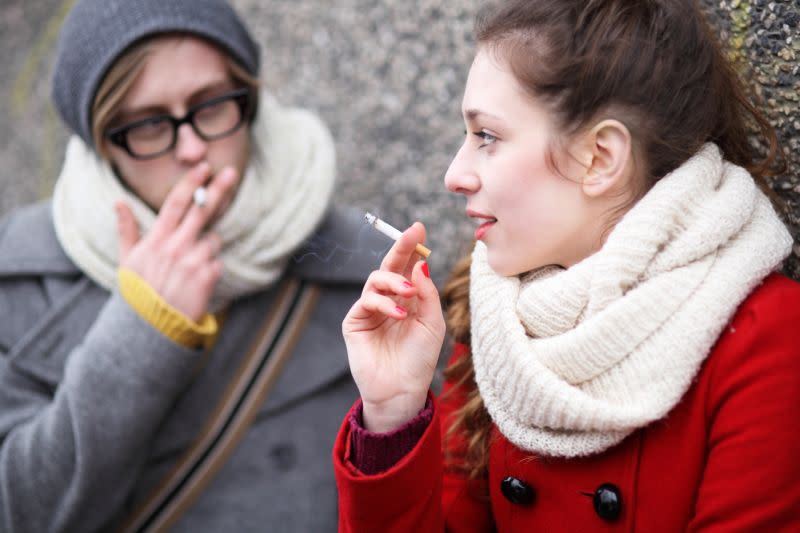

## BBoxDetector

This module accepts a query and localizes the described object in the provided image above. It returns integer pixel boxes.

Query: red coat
[334,274,800,532]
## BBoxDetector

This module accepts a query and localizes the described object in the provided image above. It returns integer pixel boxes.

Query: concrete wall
[1,0,797,283]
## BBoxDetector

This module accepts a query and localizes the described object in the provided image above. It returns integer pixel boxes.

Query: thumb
[115,201,140,262]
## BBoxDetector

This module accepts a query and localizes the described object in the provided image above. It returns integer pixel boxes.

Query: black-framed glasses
[105,88,253,160]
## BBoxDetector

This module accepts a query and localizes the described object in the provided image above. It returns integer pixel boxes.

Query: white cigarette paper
[364,212,432,258]
[193,186,208,207]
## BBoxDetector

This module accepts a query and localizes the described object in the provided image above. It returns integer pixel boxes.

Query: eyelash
[464,129,497,148]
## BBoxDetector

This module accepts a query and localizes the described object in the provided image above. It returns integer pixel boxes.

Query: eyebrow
[117,80,235,121]
[463,108,503,122]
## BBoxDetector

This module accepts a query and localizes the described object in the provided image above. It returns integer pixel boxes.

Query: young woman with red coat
[335,1,800,531]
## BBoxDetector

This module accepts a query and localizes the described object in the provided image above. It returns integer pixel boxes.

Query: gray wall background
[1,0,798,284]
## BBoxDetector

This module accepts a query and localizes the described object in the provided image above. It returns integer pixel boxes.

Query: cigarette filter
[364,212,431,258]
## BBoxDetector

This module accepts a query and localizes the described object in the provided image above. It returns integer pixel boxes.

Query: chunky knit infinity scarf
[469,144,792,457]
[53,92,335,310]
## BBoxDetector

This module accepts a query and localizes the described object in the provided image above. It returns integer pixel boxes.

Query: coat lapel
[7,278,108,386]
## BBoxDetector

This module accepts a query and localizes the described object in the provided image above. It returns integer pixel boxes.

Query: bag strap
[119,278,320,533]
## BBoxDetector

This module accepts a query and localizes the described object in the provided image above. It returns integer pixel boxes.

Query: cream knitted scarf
[470,144,793,458]
[52,92,335,310]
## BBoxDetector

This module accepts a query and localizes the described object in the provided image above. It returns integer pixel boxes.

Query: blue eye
[473,130,497,148]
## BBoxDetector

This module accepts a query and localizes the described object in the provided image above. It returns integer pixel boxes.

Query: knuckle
[366,270,381,284]
[209,260,224,278]
[208,234,223,253]
[184,255,204,273]
[198,241,214,258]
[207,188,222,207]
[161,241,181,262]
[360,293,374,308]
[160,202,182,220]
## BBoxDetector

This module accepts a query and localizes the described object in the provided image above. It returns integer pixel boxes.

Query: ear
[580,119,632,198]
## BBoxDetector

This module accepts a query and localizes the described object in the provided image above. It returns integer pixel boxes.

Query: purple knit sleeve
[348,397,434,475]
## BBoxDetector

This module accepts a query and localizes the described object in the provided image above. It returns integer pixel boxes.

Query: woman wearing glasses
[0,0,383,531]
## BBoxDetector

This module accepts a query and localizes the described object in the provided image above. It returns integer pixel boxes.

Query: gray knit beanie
[52,0,260,147]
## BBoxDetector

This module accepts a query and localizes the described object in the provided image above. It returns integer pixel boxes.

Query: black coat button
[593,483,622,521]
[269,443,297,472]
[500,477,535,505]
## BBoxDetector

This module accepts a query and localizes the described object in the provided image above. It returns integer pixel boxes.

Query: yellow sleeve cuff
[118,268,218,350]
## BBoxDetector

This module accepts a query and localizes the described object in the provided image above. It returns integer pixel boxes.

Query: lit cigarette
[193,186,208,207]
[364,212,431,258]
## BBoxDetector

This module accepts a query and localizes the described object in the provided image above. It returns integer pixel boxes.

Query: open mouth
[467,209,497,240]
[474,219,496,240]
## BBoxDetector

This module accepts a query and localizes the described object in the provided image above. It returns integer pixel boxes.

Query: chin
[489,251,556,278]
[487,256,523,278]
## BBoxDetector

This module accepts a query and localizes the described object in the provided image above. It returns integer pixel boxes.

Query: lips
[467,209,497,240]
[474,220,496,240]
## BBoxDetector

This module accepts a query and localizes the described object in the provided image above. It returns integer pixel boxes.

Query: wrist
[118,268,217,348]
[362,393,428,433]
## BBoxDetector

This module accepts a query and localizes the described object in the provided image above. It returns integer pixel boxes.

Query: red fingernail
[421,262,430,278]
[403,281,413,288]
[395,305,406,315]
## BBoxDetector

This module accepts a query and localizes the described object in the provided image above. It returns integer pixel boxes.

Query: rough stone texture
[699,0,800,280]
[1,0,798,283]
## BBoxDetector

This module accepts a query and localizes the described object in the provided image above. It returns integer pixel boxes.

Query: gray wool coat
[0,202,389,533]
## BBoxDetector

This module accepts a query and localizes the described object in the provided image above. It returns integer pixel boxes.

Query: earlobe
[581,119,632,198]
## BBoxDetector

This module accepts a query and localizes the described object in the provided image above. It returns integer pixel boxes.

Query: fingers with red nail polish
[342,227,446,433]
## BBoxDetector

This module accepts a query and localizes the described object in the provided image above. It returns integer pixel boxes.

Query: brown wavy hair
[442,0,785,480]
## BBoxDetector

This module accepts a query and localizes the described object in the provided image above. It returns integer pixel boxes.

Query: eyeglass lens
[125,95,245,158]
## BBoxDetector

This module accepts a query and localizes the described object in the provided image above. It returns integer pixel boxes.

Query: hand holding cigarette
[364,212,432,258]
[115,162,240,322]
[342,220,445,433]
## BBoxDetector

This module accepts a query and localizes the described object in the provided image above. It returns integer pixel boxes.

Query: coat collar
[0,201,79,277]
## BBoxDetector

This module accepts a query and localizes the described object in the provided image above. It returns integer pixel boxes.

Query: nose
[444,144,480,195]
[174,123,209,164]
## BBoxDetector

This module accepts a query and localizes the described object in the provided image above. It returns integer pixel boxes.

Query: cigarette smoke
[291,209,392,273]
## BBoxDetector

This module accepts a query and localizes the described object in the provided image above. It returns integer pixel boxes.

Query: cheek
[112,157,177,208]
[490,167,584,274]
[505,158,580,223]
[494,171,556,230]
[209,129,250,175]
